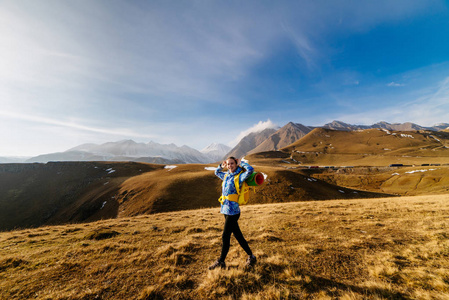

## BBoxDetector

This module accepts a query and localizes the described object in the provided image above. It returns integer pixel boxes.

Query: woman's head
[226,157,239,173]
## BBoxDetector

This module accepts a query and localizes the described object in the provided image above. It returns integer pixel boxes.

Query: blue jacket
[215,161,254,215]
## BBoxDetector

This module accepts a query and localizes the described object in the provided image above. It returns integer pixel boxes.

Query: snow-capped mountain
[200,143,232,162]
[27,140,216,164]
[433,123,449,131]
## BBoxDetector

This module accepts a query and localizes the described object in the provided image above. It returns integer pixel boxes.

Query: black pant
[219,214,252,262]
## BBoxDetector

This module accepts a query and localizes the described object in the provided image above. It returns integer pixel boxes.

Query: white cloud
[335,76,449,127]
[0,110,156,140]
[281,23,317,70]
[403,76,449,125]
[387,82,405,87]
[229,120,279,146]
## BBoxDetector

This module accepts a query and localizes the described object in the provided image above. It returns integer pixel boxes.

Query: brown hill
[115,164,390,218]
[248,122,311,154]
[225,128,277,159]
[0,160,392,231]
[313,165,449,196]
[281,128,449,166]
[0,162,162,231]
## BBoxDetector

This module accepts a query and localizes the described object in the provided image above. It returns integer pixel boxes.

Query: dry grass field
[1,194,448,299]
[279,128,449,167]
[313,166,449,196]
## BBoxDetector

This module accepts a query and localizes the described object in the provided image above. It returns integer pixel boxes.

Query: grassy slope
[280,128,449,166]
[313,166,449,196]
[0,162,162,231]
[2,159,449,231]
[0,160,393,231]
[1,195,448,299]
[115,164,392,218]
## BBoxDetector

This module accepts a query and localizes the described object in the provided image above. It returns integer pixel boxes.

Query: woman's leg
[230,215,253,256]
[219,214,234,262]
[219,214,252,262]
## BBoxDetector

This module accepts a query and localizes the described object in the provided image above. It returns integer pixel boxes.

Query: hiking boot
[208,260,226,270]
[246,255,257,267]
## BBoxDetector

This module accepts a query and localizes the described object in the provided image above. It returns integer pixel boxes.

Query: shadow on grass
[300,272,410,300]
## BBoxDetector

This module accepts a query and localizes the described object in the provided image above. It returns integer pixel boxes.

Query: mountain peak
[116,139,138,145]
[201,143,230,153]
[323,120,361,131]
[248,122,312,154]
[201,143,232,162]
[226,128,278,159]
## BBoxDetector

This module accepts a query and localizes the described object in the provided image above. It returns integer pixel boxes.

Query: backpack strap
[218,171,244,204]
[234,171,242,195]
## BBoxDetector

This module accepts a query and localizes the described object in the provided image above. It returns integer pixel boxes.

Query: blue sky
[1,0,449,156]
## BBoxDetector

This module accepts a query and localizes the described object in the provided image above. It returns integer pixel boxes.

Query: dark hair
[227,157,238,164]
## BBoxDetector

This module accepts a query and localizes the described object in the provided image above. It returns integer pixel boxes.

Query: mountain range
[2,120,448,164]
[23,140,231,164]
[226,121,449,161]
[322,120,449,132]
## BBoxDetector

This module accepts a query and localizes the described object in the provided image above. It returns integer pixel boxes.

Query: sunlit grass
[1,194,449,299]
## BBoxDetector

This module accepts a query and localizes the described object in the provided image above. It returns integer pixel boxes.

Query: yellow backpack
[218,171,255,205]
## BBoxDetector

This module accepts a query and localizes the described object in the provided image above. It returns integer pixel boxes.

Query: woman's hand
[221,161,227,169]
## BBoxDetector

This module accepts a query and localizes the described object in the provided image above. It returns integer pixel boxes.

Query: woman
[208,156,257,270]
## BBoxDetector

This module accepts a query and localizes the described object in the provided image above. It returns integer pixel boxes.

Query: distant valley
[1,120,447,164]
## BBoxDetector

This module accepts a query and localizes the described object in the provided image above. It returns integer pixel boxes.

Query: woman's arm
[239,161,254,183]
[215,162,226,180]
